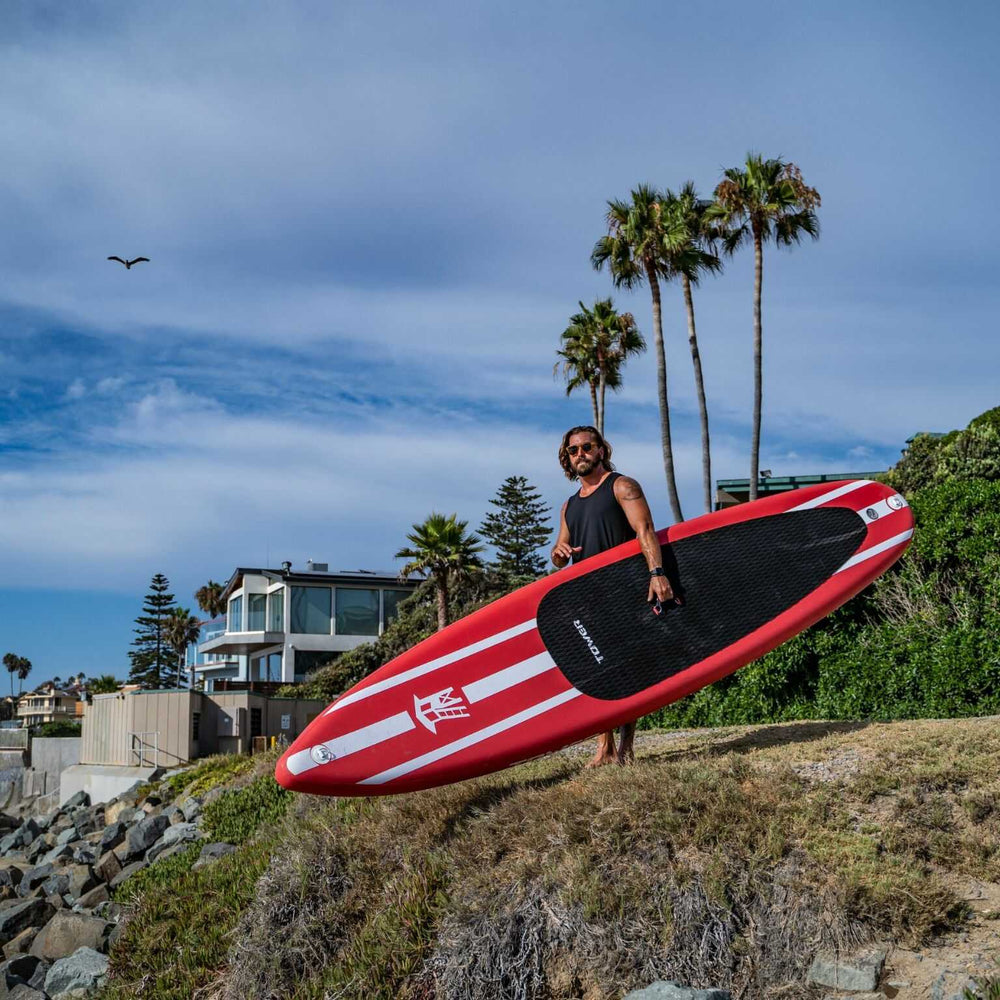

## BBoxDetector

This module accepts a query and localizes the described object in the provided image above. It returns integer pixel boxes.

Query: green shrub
[201,773,292,845]
[32,720,82,738]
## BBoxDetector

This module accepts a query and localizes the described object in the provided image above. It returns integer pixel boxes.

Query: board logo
[865,507,879,520]
[414,687,470,733]
[572,619,604,664]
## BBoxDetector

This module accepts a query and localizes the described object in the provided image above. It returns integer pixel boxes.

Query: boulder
[623,983,731,1000]
[103,795,138,827]
[73,884,109,910]
[4,983,46,999]
[0,868,22,890]
[108,860,147,889]
[16,866,53,897]
[123,814,169,863]
[23,841,46,866]
[39,874,71,898]
[192,842,236,868]
[93,851,121,886]
[1,952,43,986]
[54,828,78,847]
[27,958,50,992]
[0,899,55,945]
[43,893,66,911]
[71,846,96,867]
[180,797,202,823]
[62,792,89,812]
[40,844,74,867]
[29,911,110,961]
[97,822,126,856]
[62,867,99,903]
[44,946,109,997]
[2,927,38,960]
[807,947,887,993]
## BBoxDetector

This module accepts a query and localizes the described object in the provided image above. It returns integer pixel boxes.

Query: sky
[1,0,998,683]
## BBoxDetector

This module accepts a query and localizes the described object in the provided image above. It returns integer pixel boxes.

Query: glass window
[228,596,243,633]
[382,589,412,629]
[192,712,200,741]
[268,590,284,632]
[290,586,332,634]
[336,588,380,636]
[248,594,266,631]
[250,708,262,738]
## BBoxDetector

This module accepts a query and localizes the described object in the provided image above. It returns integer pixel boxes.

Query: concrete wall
[59,763,160,808]
[30,737,82,795]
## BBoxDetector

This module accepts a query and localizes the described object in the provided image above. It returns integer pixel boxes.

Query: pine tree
[479,476,552,578]
[128,573,177,688]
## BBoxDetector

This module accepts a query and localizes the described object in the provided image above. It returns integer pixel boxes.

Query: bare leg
[616,722,636,765]
[586,730,617,767]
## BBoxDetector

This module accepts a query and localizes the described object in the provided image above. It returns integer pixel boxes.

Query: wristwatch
[649,567,665,577]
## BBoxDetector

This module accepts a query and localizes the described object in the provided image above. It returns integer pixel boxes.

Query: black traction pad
[536,507,866,701]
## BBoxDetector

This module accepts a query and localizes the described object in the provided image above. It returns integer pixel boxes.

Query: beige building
[82,688,326,769]
[17,688,80,728]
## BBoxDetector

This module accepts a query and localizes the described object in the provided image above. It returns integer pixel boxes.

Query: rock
[91,902,121,924]
[40,874,71,898]
[40,843,74,867]
[108,860,147,889]
[0,868,22,889]
[179,797,202,823]
[0,899,55,945]
[62,792,89,812]
[72,884,109,911]
[44,946,109,997]
[147,823,202,861]
[5,984,47,999]
[163,804,185,825]
[93,851,121,886]
[23,840,46,866]
[2,927,38,959]
[96,822,126,857]
[29,911,111,961]
[191,842,236,869]
[103,795,138,827]
[821,994,886,1000]
[1,950,42,979]
[622,982,731,1000]
[43,892,66,911]
[123,814,169,863]
[808,947,887,992]
[15,865,53,898]
[71,847,96,867]
[149,842,191,866]
[61,867,99,903]
[54,828,78,847]
[27,958,50,992]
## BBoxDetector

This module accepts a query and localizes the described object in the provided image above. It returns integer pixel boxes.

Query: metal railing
[127,730,160,768]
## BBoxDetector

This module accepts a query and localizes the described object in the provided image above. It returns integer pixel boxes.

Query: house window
[192,712,200,741]
[382,589,412,629]
[268,590,284,632]
[248,594,266,631]
[250,708,262,738]
[290,587,331,634]
[336,588,379,636]
[228,596,243,632]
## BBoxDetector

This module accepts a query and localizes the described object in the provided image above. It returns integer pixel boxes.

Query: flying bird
[107,256,150,269]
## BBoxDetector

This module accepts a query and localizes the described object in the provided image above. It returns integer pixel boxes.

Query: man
[550,425,676,766]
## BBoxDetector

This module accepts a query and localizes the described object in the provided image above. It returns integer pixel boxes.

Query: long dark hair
[558,425,615,481]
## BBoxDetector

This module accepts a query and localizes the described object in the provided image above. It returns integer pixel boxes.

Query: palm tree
[556,299,645,434]
[16,657,32,696]
[3,653,18,700]
[710,154,820,500]
[592,185,684,522]
[195,580,226,622]
[660,183,722,513]
[89,674,121,695]
[396,513,485,630]
[163,607,203,688]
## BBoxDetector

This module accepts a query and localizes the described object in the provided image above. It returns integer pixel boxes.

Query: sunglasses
[567,442,597,456]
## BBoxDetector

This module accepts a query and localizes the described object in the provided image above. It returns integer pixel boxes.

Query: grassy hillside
[98,718,1000,999]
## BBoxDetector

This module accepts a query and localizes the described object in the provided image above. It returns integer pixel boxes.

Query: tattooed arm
[614,476,675,603]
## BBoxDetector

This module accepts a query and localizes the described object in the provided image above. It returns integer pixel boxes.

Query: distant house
[193,561,417,690]
[17,685,81,728]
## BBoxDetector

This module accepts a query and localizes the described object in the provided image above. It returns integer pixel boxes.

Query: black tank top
[565,472,636,563]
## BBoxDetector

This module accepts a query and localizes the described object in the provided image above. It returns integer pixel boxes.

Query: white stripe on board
[325,618,538,714]
[835,529,914,574]
[788,479,873,511]
[358,687,582,786]
[285,710,416,776]
[462,651,556,704]
[852,496,906,523]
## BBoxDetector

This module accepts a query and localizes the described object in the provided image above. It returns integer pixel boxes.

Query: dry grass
[112,718,1000,1000]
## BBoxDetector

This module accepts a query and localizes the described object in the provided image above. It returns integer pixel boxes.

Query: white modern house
[194,561,416,690]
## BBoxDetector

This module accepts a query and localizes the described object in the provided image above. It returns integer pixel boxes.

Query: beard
[574,456,597,476]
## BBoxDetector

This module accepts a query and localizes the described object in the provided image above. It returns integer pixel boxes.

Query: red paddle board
[276,479,912,796]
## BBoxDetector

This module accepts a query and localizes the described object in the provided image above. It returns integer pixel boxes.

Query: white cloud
[95,377,125,394]
[64,378,86,400]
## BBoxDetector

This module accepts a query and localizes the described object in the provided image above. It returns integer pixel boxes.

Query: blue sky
[1,0,998,683]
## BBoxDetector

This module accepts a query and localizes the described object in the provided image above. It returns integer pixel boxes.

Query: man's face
[567,432,602,476]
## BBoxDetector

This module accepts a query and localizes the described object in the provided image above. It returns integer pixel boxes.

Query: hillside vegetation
[98,718,1000,999]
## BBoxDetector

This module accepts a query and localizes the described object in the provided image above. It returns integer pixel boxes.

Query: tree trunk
[646,262,684,522]
[436,576,449,631]
[598,371,606,435]
[589,381,599,429]
[750,230,763,502]
[682,274,712,514]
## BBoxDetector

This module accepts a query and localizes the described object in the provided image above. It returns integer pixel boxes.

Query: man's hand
[647,574,679,605]
[551,540,582,567]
